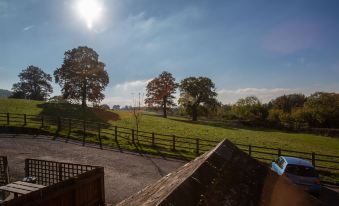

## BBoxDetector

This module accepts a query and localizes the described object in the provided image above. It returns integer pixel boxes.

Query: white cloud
[114,79,152,92]
[102,79,152,107]
[218,88,298,104]
[23,25,35,31]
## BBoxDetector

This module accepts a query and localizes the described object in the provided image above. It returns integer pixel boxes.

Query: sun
[75,0,103,29]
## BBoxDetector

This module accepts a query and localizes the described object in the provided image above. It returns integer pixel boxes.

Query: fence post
[278,148,281,156]
[41,116,44,128]
[249,145,252,157]
[3,157,9,184]
[196,138,200,156]
[6,112,9,125]
[132,129,135,144]
[83,120,86,146]
[24,114,27,126]
[312,152,316,167]
[98,123,102,149]
[68,119,71,138]
[152,132,155,147]
[172,135,176,150]
[56,117,61,134]
[24,160,29,177]
[58,163,62,182]
[114,126,118,142]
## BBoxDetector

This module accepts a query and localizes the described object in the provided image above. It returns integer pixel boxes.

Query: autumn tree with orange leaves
[145,71,178,118]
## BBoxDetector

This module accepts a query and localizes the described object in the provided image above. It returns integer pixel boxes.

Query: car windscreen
[285,164,318,177]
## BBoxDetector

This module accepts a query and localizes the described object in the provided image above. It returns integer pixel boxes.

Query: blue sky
[1,0,339,106]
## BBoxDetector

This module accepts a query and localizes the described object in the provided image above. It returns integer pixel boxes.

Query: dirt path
[0,134,185,204]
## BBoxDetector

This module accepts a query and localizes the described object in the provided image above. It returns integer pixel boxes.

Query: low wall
[117,139,324,206]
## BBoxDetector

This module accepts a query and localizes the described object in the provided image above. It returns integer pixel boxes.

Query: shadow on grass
[37,103,120,123]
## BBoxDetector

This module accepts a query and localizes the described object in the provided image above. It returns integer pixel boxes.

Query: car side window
[277,157,285,169]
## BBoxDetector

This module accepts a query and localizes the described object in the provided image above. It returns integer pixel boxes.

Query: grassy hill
[0,99,119,122]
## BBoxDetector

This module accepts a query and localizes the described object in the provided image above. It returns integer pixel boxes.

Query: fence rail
[1,112,339,172]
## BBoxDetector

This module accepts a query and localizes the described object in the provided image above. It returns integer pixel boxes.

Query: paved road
[0,134,185,204]
[320,184,339,206]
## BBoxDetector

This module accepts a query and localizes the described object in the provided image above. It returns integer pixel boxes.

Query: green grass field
[1,98,339,183]
[1,98,339,155]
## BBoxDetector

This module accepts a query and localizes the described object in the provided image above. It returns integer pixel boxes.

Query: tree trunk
[163,97,167,118]
[81,80,87,107]
[192,105,198,121]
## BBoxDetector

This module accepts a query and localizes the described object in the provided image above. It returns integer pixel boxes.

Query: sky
[1,0,339,106]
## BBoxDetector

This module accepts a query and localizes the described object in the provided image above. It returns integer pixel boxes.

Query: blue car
[271,156,321,195]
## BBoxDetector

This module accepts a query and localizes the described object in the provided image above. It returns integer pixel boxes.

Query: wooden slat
[0,185,31,194]
[8,183,41,192]
[13,181,46,189]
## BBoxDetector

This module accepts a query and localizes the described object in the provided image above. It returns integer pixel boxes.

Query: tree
[231,96,266,121]
[54,46,109,107]
[100,104,110,110]
[11,66,53,100]
[302,92,339,127]
[179,77,217,121]
[270,94,306,113]
[48,95,68,103]
[112,105,121,110]
[145,71,178,118]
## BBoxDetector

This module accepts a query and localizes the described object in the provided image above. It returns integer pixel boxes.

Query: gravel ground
[0,134,185,204]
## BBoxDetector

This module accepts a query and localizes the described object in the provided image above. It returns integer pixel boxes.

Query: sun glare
[75,0,103,29]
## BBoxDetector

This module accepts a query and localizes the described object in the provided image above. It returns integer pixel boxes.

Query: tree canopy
[145,71,178,118]
[269,93,306,113]
[232,96,266,121]
[11,65,53,100]
[179,77,217,121]
[54,46,109,107]
[301,92,339,127]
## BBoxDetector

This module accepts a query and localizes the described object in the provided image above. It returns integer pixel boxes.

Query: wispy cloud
[23,25,35,31]
[102,79,152,106]
[262,19,322,54]
[218,88,298,104]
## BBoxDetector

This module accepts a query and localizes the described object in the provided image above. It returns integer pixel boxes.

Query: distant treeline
[171,93,339,129]
[0,89,12,98]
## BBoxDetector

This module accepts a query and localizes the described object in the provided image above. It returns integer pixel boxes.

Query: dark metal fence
[1,112,339,172]
[0,156,9,186]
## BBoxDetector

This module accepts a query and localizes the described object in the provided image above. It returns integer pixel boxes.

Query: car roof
[281,156,314,167]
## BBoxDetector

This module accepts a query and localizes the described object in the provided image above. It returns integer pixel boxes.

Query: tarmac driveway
[0,134,185,204]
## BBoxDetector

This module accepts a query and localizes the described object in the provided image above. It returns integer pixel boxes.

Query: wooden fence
[25,159,97,186]
[0,156,9,186]
[2,159,105,206]
[0,112,339,172]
